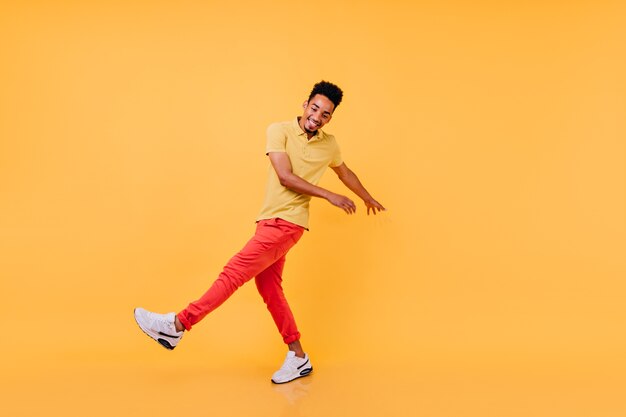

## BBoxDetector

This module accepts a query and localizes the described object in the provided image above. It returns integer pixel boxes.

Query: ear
[302,100,308,109]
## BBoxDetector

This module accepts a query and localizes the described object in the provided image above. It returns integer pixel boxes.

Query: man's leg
[134,219,304,349]
[255,256,304,356]
[254,238,314,384]
[177,218,304,331]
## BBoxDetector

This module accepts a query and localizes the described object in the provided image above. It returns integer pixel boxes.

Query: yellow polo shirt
[256,117,343,229]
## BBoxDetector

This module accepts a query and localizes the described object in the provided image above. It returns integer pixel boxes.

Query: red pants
[177,218,305,344]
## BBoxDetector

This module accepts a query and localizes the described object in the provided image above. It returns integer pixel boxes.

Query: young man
[134,81,385,384]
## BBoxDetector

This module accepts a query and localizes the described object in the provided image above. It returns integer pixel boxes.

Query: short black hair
[308,80,343,109]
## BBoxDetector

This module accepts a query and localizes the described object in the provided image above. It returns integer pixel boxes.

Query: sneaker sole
[133,308,177,351]
[271,367,313,384]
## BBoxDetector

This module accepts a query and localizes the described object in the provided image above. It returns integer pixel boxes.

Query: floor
[3,344,624,417]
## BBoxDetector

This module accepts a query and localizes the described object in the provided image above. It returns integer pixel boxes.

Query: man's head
[300,81,344,135]
[308,80,343,109]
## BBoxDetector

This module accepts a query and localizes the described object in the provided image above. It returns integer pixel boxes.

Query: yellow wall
[1,1,625,415]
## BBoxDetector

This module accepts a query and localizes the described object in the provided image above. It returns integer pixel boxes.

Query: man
[134,80,385,384]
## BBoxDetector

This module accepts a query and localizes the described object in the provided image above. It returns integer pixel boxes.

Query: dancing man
[134,80,385,384]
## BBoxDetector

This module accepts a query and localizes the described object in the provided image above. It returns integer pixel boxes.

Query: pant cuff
[283,332,301,345]
[177,312,192,331]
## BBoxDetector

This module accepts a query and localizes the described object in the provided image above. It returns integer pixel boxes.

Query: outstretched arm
[268,152,357,214]
[332,163,386,215]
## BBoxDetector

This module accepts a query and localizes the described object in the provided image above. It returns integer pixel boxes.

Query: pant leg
[177,218,304,331]
[255,255,301,344]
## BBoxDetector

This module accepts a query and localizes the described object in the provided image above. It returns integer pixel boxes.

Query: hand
[365,198,386,215]
[327,193,357,214]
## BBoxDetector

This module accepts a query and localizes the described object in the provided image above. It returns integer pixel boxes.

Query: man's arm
[331,162,386,215]
[268,152,357,214]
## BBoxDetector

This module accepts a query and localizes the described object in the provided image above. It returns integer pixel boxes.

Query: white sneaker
[133,308,184,350]
[271,351,313,384]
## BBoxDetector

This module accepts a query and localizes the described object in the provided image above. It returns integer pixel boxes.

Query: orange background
[1,1,625,416]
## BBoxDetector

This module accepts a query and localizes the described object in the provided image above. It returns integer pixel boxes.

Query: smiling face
[299,94,335,137]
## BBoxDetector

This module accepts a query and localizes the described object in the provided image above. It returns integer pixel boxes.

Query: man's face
[299,94,335,134]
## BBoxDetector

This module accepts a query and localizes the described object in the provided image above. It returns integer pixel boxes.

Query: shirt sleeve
[265,123,287,154]
[329,137,343,167]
